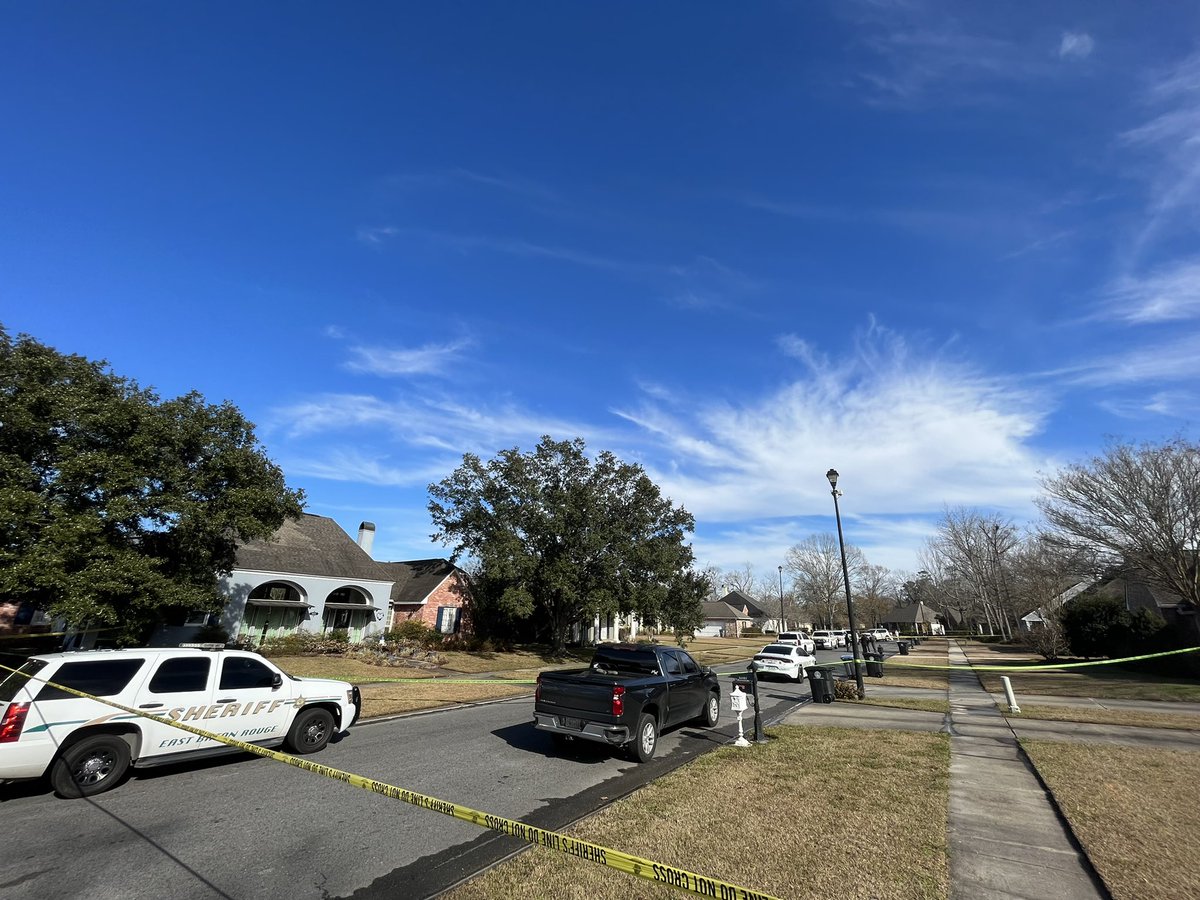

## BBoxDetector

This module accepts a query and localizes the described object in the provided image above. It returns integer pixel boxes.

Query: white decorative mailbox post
[730,684,751,748]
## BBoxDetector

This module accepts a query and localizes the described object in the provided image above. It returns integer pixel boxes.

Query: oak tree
[0,328,305,642]
[428,436,697,652]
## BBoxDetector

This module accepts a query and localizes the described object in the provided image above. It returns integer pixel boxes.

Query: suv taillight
[535,674,541,704]
[612,685,625,717]
[0,702,30,743]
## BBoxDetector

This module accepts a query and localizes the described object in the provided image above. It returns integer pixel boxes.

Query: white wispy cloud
[617,322,1048,523]
[1098,390,1198,420]
[1058,32,1094,61]
[1104,259,1200,323]
[1065,333,1200,386]
[843,3,1065,105]
[1120,51,1200,260]
[283,448,449,487]
[382,168,560,204]
[361,227,760,312]
[273,391,620,453]
[273,321,1053,575]
[356,226,400,245]
[345,340,472,377]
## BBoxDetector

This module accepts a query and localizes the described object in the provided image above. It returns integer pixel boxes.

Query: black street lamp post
[777,565,785,634]
[826,468,866,699]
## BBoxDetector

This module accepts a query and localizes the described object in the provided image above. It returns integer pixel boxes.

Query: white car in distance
[750,644,816,682]
[811,630,839,650]
[775,631,815,654]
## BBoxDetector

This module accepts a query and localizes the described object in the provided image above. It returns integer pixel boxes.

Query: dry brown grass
[358,682,531,718]
[875,641,951,691]
[1002,703,1200,732]
[274,656,440,681]
[446,726,950,900]
[1022,740,1200,900]
[961,640,1200,701]
[438,647,591,674]
[856,697,950,714]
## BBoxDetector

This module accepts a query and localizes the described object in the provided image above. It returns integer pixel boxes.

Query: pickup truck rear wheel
[632,714,658,763]
[699,692,720,727]
[50,734,131,798]
[286,707,334,754]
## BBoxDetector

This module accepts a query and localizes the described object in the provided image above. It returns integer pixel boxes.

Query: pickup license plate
[559,717,584,731]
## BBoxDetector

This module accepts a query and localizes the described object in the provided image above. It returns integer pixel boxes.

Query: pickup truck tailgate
[537,672,618,717]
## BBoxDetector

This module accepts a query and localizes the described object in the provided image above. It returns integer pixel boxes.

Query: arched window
[326,587,367,605]
[248,582,304,604]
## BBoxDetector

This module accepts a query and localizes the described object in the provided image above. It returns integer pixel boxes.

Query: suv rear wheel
[51,734,131,799]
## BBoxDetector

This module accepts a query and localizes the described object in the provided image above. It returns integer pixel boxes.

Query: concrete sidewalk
[945,641,1106,899]
[783,641,1115,898]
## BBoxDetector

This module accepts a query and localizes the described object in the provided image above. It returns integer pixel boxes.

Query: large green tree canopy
[428,436,698,651]
[0,328,305,641]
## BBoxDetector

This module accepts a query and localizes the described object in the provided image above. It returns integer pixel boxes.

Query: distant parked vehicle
[776,631,815,654]
[811,630,838,650]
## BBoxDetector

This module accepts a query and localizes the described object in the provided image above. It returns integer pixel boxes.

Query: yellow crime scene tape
[819,645,1200,671]
[354,677,538,684]
[0,661,782,900]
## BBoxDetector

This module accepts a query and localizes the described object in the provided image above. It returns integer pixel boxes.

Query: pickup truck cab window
[663,653,683,676]
[592,648,660,676]
[679,652,701,676]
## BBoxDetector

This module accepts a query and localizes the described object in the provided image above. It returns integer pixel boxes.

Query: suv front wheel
[51,734,131,799]
[286,707,335,754]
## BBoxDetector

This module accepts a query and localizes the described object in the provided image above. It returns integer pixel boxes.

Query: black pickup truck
[533,642,722,762]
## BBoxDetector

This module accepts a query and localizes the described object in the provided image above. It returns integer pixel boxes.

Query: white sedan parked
[750,644,817,682]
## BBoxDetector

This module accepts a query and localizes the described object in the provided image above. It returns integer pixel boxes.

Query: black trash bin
[839,654,855,679]
[865,652,884,678]
[897,641,910,655]
[808,667,834,703]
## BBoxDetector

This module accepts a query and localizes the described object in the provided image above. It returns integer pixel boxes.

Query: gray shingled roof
[377,559,461,604]
[883,601,941,624]
[702,601,753,621]
[721,590,770,619]
[235,514,393,582]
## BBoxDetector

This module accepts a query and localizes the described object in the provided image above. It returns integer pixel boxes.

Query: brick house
[379,558,472,635]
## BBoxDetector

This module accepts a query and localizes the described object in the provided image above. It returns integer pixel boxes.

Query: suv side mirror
[271,672,283,690]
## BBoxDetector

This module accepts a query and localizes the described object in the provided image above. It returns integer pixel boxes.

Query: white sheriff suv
[0,645,361,798]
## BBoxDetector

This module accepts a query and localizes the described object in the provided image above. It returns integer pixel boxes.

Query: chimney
[357,521,376,557]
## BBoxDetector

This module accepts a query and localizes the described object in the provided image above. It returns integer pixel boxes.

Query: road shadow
[490,722,613,764]
[0,776,51,803]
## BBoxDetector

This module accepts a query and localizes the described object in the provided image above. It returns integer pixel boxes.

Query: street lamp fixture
[826,469,865,699]
[777,565,786,635]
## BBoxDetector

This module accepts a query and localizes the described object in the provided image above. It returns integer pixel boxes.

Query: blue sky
[3,2,1199,579]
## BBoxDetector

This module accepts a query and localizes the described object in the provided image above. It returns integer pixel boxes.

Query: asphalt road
[0,660,819,900]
